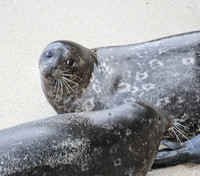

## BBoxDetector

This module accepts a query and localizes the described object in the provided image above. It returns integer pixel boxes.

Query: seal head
[39,41,97,113]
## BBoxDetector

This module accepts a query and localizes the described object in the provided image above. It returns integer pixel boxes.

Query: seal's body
[0,102,172,176]
[39,31,200,140]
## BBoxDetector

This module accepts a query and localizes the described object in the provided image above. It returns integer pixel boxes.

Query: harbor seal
[39,31,200,141]
[0,102,173,176]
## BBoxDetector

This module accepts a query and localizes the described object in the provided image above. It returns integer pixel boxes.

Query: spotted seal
[0,102,173,176]
[39,31,200,141]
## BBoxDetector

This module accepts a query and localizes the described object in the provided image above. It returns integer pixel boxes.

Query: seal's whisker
[63,82,69,93]
[173,125,187,136]
[60,79,64,98]
[173,126,194,150]
[172,128,183,148]
[144,97,150,103]
[142,94,156,106]
[54,80,58,92]
[62,77,79,86]
[62,79,75,93]
[56,79,61,100]
[175,124,189,133]
[57,79,63,100]
[62,74,81,79]
[174,121,189,130]
[150,96,154,105]
[62,70,72,74]
[62,80,70,93]
[55,81,59,99]
[62,71,79,76]
[64,80,75,93]
[62,73,73,76]
[59,79,62,95]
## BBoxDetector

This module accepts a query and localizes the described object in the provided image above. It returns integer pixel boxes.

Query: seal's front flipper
[161,140,183,150]
[152,147,190,168]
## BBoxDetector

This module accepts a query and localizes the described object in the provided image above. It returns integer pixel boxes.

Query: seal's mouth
[40,65,80,97]
[50,69,63,79]
[39,65,63,79]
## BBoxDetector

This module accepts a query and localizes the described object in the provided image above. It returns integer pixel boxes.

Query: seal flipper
[152,147,190,168]
[153,134,200,168]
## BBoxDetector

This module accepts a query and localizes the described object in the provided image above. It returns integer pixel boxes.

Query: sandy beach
[0,0,200,175]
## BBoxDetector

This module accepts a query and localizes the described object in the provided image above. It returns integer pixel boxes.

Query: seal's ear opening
[70,46,77,52]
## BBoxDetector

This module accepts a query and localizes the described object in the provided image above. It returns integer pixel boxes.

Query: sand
[0,0,200,175]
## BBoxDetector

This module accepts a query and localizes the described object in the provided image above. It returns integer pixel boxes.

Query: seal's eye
[67,58,74,66]
[46,51,53,58]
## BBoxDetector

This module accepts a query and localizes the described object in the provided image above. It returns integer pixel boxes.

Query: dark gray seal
[39,31,200,141]
[0,102,173,176]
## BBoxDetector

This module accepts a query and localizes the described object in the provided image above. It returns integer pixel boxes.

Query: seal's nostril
[50,66,57,73]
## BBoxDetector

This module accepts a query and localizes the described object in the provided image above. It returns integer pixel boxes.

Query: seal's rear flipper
[152,148,190,168]
[153,134,200,168]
